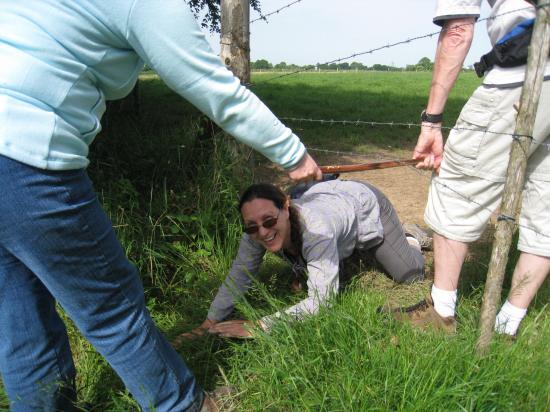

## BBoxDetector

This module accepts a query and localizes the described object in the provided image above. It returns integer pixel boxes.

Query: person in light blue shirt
[0,1,321,411]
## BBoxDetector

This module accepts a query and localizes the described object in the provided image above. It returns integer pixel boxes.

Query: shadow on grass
[125,72,480,159]
[249,71,480,155]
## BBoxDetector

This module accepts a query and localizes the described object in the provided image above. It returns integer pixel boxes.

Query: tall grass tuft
[223,283,549,411]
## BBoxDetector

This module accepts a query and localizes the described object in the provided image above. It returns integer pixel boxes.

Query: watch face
[421,110,428,121]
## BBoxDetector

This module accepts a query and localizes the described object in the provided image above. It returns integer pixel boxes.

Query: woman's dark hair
[239,183,303,253]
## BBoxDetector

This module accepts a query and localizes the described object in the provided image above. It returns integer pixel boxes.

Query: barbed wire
[305,147,550,239]
[281,117,550,149]
[406,162,550,240]
[220,0,305,38]
[257,2,550,84]
[251,0,304,24]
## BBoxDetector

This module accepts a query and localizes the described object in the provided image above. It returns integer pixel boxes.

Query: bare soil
[254,153,432,225]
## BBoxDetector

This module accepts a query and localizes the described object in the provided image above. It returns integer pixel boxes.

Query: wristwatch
[421,110,443,124]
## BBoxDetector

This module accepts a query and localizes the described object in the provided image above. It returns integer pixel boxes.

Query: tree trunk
[220,0,253,173]
[220,0,250,84]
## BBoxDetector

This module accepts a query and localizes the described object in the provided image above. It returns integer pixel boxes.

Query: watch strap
[421,110,443,123]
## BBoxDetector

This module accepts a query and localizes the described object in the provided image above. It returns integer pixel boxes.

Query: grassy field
[250,71,479,156]
[0,72,548,411]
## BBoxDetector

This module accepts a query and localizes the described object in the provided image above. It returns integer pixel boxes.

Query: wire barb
[279,117,549,148]
[251,0,304,24]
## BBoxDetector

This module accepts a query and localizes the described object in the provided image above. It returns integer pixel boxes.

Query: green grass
[249,71,482,157]
[225,288,549,411]
[1,72,548,411]
[220,245,550,411]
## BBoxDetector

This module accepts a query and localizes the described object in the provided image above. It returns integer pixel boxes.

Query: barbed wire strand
[220,0,305,38]
[280,117,550,149]
[257,2,550,84]
[251,0,304,24]
[304,147,550,239]
[407,163,550,240]
[307,146,384,158]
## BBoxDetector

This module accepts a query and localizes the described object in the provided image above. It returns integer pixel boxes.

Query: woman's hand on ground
[208,319,266,339]
[171,319,217,347]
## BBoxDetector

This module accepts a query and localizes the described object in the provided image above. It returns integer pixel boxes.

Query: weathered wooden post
[220,0,250,84]
[220,0,254,169]
[476,4,550,355]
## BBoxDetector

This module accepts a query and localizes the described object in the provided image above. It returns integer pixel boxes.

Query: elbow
[441,18,474,51]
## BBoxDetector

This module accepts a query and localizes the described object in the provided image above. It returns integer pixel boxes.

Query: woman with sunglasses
[184,179,429,339]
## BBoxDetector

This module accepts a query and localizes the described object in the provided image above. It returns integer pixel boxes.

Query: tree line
[184,2,442,73]
[252,57,436,72]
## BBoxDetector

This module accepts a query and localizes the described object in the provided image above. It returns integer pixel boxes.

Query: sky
[204,0,493,68]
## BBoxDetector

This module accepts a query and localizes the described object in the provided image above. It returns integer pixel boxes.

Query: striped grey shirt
[207,180,384,326]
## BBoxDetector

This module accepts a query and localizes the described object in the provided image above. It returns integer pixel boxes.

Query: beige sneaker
[402,223,433,250]
[388,294,457,334]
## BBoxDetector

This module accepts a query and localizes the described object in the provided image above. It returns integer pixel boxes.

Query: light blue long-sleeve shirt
[0,0,306,170]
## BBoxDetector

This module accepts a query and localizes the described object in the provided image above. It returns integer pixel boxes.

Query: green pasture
[1,72,548,411]
[250,71,480,157]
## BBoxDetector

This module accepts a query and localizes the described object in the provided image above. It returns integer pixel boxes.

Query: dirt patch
[254,153,432,225]
[341,159,432,226]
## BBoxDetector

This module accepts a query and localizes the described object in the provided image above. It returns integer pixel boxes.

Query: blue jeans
[0,155,203,411]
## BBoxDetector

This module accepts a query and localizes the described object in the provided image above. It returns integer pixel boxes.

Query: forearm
[261,294,328,329]
[207,281,245,322]
[262,255,340,328]
[427,18,475,114]
[126,0,306,170]
[207,263,260,321]
[207,236,265,321]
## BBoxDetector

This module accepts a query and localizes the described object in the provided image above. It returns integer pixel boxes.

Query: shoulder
[296,179,370,201]
[300,211,338,253]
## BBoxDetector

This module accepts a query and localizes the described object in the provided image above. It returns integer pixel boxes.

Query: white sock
[406,236,421,250]
[431,285,457,318]
[495,300,527,336]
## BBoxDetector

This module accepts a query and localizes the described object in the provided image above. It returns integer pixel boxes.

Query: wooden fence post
[220,0,254,170]
[476,4,550,355]
[220,0,250,84]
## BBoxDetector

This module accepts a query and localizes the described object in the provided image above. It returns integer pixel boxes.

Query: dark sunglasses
[243,209,281,234]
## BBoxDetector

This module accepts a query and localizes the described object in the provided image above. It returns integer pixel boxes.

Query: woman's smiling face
[240,198,291,253]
